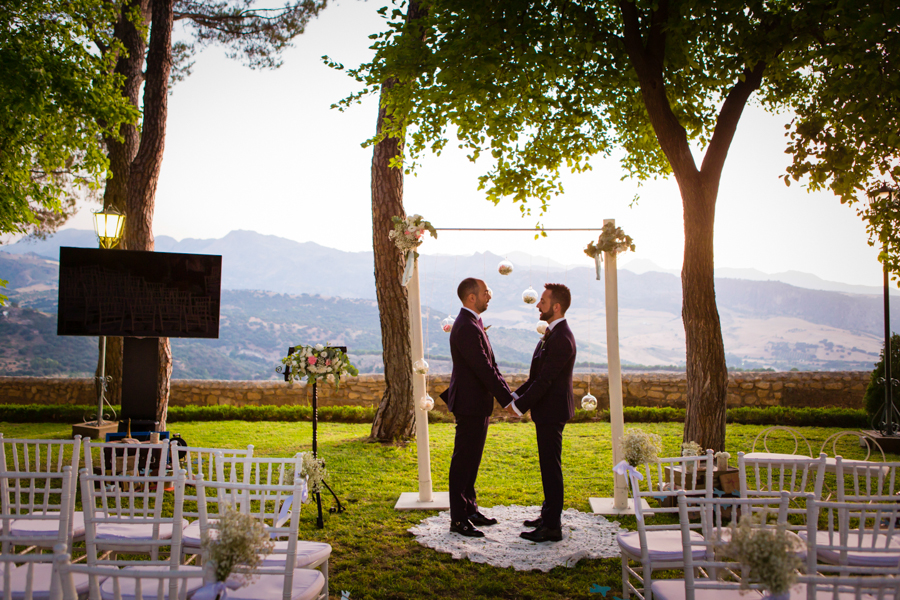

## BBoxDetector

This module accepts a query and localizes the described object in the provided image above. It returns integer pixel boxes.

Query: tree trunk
[369,0,428,442]
[95,0,150,410]
[679,179,727,451]
[369,76,415,442]
[125,0,174,430]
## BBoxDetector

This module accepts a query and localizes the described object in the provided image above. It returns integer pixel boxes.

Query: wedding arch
[391,219,639,515]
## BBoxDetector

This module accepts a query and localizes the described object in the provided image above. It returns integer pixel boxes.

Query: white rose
[406,224,417,233]
[315,344,324,351]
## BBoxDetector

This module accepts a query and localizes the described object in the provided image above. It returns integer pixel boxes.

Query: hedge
[0,403,870,428]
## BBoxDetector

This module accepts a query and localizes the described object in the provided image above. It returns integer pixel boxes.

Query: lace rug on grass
[408,504,623,572]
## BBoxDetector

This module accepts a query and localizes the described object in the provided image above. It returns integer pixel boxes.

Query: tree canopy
[0,0,138,237]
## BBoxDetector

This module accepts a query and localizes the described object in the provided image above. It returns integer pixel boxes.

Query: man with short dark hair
[509,282,576,542]
[440,277,514,538]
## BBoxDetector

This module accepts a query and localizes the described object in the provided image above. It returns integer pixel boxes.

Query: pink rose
[307,356,317,365]
[326,359,332,366]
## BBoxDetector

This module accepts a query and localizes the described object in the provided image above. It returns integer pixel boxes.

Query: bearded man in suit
[439,277,514,538]
[508,283,576,542]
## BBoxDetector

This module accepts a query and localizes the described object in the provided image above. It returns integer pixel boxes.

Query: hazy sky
[60,0,884,287]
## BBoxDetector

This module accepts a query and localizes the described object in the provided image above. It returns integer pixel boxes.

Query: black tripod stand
[277,345,346,528]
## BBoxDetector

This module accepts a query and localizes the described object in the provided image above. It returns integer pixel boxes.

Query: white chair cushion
[617,530,706,562]
[99,565,204,600]
[799,530,900,567]
[95,518,189,542]
[0,563,90,600]
[742,452,810,461]
[650,579,757,600]
[259,541,332,569]
[786,582,878,600]
[10,511,86,540]
[824,456,889,476]
[221,569,324,600]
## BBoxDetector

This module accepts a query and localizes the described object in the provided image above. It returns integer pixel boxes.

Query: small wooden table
[664,464,740,494]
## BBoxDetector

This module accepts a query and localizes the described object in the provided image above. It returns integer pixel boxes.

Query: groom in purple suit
[439,277,514,538]
[509,283,576,542]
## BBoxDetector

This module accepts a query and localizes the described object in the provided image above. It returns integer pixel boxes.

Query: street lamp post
[91,208,125,427]
[870,186,899,437]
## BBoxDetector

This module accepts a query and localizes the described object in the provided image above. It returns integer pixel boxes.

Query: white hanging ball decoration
[536,321,549,335]
[581,393,598,411]
[412,359,429,375]
[522,286,539,305]
[441,315,455,332]
[419,394,435,411]
[498,259,514,276]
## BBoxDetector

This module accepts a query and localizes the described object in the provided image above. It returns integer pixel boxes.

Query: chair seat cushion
[786,582,879,600]
[0,562,91,600]
[259,541,332,568]
[99,565,204,600]
[823,456,889,476]
[742,452,810,460]
[95,518,189,543]
[220,569,324,600]
[10,510,86,540]
[799,530,900,567]
[617,530,706,562]
[181,519,218,549]
[650,579,757,600]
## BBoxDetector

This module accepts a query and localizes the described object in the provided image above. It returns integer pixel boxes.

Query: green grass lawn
[1,421,895,599]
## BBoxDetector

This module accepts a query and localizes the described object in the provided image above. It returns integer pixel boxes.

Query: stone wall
[0,372,871,415]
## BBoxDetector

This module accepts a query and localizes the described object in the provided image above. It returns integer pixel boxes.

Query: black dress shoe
[449,520,485,538]
[520,525,563,543]
[469,511,498,527]
[523,516,543,528]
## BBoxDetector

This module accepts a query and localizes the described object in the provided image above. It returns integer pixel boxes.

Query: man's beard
[477,300,489,313]
[539,308,553,322]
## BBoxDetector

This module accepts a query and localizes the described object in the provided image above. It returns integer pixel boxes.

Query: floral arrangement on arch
[389,214,437,258]
[281,344,358,388]
[620,428,662,467]
[584,222,636,260]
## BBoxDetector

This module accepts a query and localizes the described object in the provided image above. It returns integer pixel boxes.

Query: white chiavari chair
[171,444,254,562]
[649,491,792,600]
[0,468,90,600]
[619,451,715,600]
[738,453,827,532]
[83,440,169,479]
[0,436,82,552]
[195,474,326,600]
[55,545,204,600]
[211,454,330,594]
[834,457,900,505]
[744,426,813,460]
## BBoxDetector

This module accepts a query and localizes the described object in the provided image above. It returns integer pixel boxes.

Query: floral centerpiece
[719,515,802,600]
[715,451,731,470]
[584,222,636,280]
[198,503,274,598]
[281,344,358,389]
[390,214,437,286]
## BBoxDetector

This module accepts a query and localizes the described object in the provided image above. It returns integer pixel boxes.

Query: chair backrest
[171,444,254,519]
[0,468,74,554]
[0,436,82,521]
[804,497,900,575]
[195,473,307,599]
[55,548,201,600]
[819,431,886,462]
[794,573,900,600]
[677,491,792,600]
[1,551,65,600]
[834,456,900,503]
[79,467,186,568]
[83,440,169,479]
[749,426,813,456]
[629,450,715,520]
[212,455,303,530]
[737,453,827,531]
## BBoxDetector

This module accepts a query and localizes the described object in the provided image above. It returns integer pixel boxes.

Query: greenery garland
[585,222,636,259]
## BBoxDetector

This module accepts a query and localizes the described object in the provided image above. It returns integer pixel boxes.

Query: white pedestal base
[394,491,450,511]
[589,497,650,516]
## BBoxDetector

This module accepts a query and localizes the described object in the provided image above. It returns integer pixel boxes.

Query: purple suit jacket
[514,319,576,424]
[440,309,513,416]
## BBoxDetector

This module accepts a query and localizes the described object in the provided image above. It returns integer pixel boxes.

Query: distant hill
[0,229,890,375]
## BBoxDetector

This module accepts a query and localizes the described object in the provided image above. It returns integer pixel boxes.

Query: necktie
[477,317,484,330]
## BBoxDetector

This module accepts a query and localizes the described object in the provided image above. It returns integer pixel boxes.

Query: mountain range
[0,228,891,378]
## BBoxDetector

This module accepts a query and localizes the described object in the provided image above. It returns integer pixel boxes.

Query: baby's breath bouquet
[203,504,274,588]
[285,452,327,495]
[620,428,662,467]
[719,515,803,597]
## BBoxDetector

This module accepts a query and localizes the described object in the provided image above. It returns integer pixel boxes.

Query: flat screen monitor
[57,247,221,338]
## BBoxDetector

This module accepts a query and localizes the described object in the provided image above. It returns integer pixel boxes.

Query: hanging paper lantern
[522,286,538,305]
[441,315,455,332]
[498,259,514,276]
[419,394,435,411]
[536,321,549,335]
[413,359,429,375]
[581,393,597,411]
